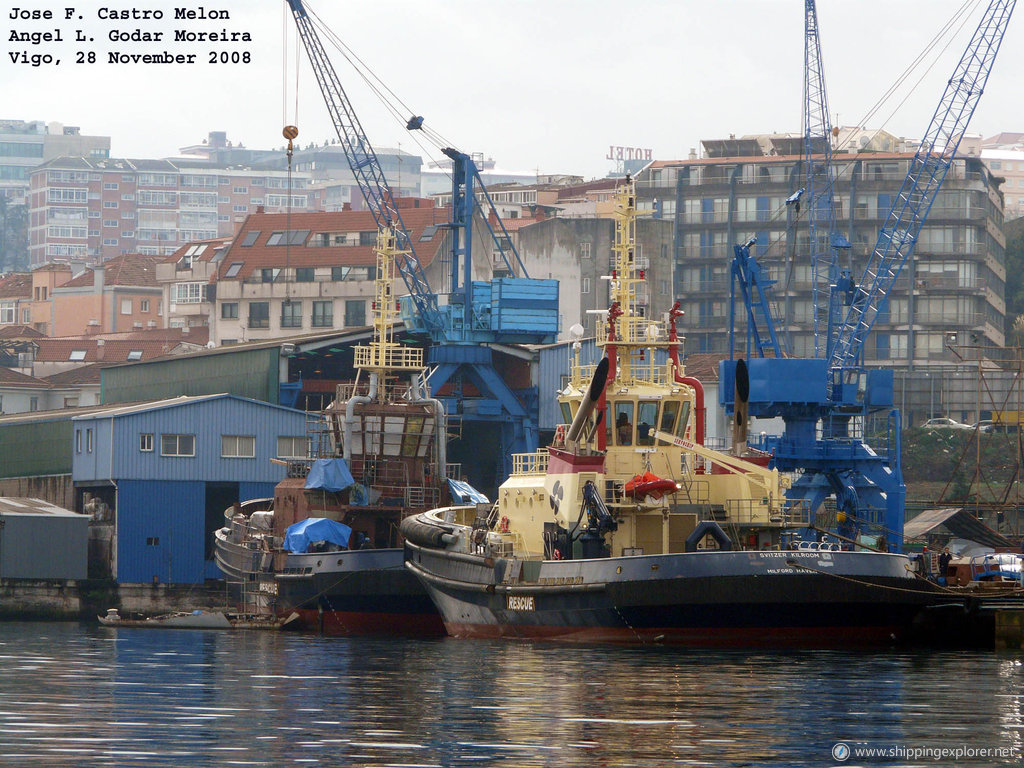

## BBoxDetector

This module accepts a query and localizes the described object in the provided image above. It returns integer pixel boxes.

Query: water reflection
[0,624,1021,766]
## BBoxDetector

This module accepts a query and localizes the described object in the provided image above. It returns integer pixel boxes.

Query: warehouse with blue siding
[72,394,310,585]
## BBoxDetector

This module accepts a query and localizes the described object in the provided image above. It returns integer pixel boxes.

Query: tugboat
[215,228,483,636]
[402,179,943,646]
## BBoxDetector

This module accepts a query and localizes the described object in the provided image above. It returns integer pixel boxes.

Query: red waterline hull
[285,607,446,637]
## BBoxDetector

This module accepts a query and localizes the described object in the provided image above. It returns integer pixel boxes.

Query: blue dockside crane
[723,0,1015,552]
[285,0,559,486]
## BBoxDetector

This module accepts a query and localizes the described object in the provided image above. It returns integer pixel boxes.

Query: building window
[146,537,160,546]
[29,396,38,411]
[86,428,93,453]
[580,242,592,259]
[127,350,143,360]
[312,300,333,328]
[277,436,309,459]
[161,433,195,457]
[221,302,238,319]
[281,300,303,328]
[0,302,14,324]
[140,299,150,313]
[140,433,154,452]
[345,299,366,327]
[225,262,244,278]
[69,349,87,361]
[248,302,269,329]
[261,268,279,283]
[172,282,205,304]
[76,429,82,453]
[296,267,314,282]
[221,435,256,458]
[582,278,591,294]
[120,298,132,315]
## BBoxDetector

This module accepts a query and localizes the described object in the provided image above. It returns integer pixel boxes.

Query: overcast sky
[3,0,1023,180]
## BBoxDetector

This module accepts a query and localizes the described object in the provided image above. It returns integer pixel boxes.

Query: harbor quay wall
[0,578,230,620]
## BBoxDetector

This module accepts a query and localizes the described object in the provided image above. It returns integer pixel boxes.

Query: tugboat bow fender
[404,551,607,594]
[400,515,459,548]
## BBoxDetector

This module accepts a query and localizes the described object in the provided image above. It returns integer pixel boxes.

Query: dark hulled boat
[402,179,943,646]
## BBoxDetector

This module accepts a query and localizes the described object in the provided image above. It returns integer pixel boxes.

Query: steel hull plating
[405,544,943,646]
[277,548,444,637]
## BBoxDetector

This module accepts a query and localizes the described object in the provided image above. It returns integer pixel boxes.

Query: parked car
[922,417,973,431]
[972,420,996,433]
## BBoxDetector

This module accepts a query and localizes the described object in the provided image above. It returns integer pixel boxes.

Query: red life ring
[499,516,510,533]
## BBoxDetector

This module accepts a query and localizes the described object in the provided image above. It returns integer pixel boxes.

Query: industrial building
[0,497,86,580]
[71,394,309,585]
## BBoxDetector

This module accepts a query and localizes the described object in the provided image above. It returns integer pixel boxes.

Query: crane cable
[299,2,459,183]
[758,0,982,268]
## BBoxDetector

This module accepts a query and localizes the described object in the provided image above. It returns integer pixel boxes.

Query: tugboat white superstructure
[402,178,942,645]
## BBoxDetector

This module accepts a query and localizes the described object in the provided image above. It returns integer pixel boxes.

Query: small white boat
[98,608,233,629]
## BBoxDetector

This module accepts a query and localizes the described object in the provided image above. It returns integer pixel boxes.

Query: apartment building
[0,273,31,328]
[31,254,163,337]
[28,157,319,268]
[0,119,109,203]
[982,132,1024,222]
[203,204,449,345]
[636,134,1006,367]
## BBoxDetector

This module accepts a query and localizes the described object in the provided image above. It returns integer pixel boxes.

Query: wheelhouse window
[613,402,634,446]
[636,401,658,446]
[161,434,195,457]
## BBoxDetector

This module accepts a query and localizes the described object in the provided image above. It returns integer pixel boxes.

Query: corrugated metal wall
[0,512,88,579]
[117,480,206,585]
[73,396,307,484]
[101,348,280,405]
[0,420,73,479]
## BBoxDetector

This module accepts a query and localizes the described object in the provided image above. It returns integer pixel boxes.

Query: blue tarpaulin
[447,478,489,504]
[304,458,355,493]
[283,518,353,553]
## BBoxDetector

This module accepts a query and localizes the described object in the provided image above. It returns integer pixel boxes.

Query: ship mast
[352,225,425,398]
[598,177,680,388]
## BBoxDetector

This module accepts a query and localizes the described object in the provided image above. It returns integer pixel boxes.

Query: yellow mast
[353,225,424,397]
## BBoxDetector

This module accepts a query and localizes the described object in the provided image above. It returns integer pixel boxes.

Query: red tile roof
[60,254,163,289]
[0,273,31,299]
[34,338,201,363]
[498,216,545,232]
[163,237,233,265]
[683,352,726,383]
[0,366,49,388]
[0,325,44,340]
[43,363,106,386]
[217,208,448,281]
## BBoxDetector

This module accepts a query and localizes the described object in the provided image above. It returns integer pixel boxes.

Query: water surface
[0,622,1021,766]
